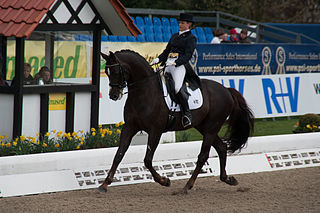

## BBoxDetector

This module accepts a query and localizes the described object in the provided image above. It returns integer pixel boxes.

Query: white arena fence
[0,132,319,197]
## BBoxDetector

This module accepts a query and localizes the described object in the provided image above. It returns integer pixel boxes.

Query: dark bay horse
[99,50,254,193]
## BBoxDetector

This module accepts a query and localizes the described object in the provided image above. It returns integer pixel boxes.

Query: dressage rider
[150,13,201,128]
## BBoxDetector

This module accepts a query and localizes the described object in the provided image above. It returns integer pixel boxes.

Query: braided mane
[115,49,154,73]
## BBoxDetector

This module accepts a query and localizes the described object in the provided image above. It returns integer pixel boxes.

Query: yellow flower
[67,133,71,137]
[63,133,68,137]
[36,133,39,136]
[76,146,80,149]
[312,125,317,129]
[19,147,21,151]
[81,137,85,141]
[114,140,117,143]
[53,130,56,134]
[80,130,83,134]
[27,136,32,140]
[67,136,72,140]
[37,141,40,145]
[72,132,77,136]
[43,143,47,147]
[115,123,119,127]
[91,128,96,132]
[107,130,112,135]
[80,141,84,145]
[58,131,63,135]
[119,121,124,126]
[4,134,7,138]
[45,132,50,137]
[100,128,103,134]
[57,133,61,138]
[101,134,105,138]
[0,136,3,140]
[20,135,25,141]
[99,124,102,128]
[6,143,11,148]
[116,129,121,134]
[76,135,80,139]
[1,143,5,147]
[32,137,36,143]
[55,143,60,148]
[13,142,17,146]
[92,132,96,136]
[306,124,312,129]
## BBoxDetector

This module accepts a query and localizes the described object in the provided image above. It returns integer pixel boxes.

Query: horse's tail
[225,88,254,153]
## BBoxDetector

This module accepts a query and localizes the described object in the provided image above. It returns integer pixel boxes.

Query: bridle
[105,60,127,90]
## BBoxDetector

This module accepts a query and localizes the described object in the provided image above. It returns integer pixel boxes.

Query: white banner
[99,73,320,123]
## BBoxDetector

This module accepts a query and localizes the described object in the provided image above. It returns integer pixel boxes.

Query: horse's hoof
[223,176,238,186]
[162,177,171,187]
[97,184,108,193]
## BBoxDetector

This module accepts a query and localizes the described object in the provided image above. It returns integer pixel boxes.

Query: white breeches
[165,58,186,94]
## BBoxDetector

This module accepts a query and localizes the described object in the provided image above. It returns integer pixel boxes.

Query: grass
[176,116,299,142]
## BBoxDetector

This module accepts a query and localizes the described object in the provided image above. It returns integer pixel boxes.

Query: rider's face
[179,21,192,32]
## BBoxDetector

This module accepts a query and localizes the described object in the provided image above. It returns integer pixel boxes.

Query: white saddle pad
[162,81,203,112]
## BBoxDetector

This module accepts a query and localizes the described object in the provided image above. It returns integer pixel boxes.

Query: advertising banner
[6,41,88,80]
[202,73,320,118]
[193,44,320,76]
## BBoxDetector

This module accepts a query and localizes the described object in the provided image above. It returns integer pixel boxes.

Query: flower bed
[0,122,123,157]
[293,113,320,133]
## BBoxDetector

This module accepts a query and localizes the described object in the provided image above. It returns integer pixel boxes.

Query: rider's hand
[150,58,160,65]
[166,61,176,66]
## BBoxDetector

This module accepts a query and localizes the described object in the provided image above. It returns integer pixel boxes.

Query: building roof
[0,0,55,38]
[0,0,140,38]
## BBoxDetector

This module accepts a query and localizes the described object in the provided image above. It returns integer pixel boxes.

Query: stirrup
[182,115,192,128]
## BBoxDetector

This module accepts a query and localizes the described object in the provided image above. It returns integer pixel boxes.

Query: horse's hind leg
[212,135,238,185]
[183,133,213,193]
[98,125,137,192]
[144,132,171,187]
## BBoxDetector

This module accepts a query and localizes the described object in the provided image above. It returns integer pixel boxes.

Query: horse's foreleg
[144,133,171,187]
[212,136,238,186]
[183,133,212,193]
[98,125,137,192]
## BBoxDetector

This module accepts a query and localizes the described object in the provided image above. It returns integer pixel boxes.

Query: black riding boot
[176,89,192,128]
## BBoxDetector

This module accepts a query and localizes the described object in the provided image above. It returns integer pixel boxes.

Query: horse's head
[101,51,128,101]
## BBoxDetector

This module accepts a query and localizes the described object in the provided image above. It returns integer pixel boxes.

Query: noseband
[105,62,127,89]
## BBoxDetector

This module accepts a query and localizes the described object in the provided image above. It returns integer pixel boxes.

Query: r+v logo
[262,77,299,114]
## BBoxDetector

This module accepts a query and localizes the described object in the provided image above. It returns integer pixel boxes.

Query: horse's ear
[100,52,110,60]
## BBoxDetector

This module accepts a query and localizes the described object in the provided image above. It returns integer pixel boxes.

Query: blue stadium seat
[127,36,136,42]
[170,17,178,27]
[144,16,153,25]
[196,27,207,43]
[161,17,170,27]
[118,36,127,42]
[136,34,146,42]
[153,17,161,26]
[79,35,90,41]
[154,25,162,34]
[162,24,171,35]
[154,33,163,42]
[204,27,213,36]
[144,25,154,34]
[145,33,155,42]
[101,35,109,41]
[171,25,179,34]
[135,16,145,26]
[163,32,171,42]
[191,29,197,37]
[206,34,214,43]
[108,35,118,42]
[136,24,145,34]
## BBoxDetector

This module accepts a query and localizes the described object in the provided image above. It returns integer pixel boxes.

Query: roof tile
[0,0,55,38]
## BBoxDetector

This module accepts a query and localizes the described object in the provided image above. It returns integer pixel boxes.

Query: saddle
[157,71,203,130]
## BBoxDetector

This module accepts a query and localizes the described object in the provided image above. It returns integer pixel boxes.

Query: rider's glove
[150,58,160,65]
[166,61,176,66]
